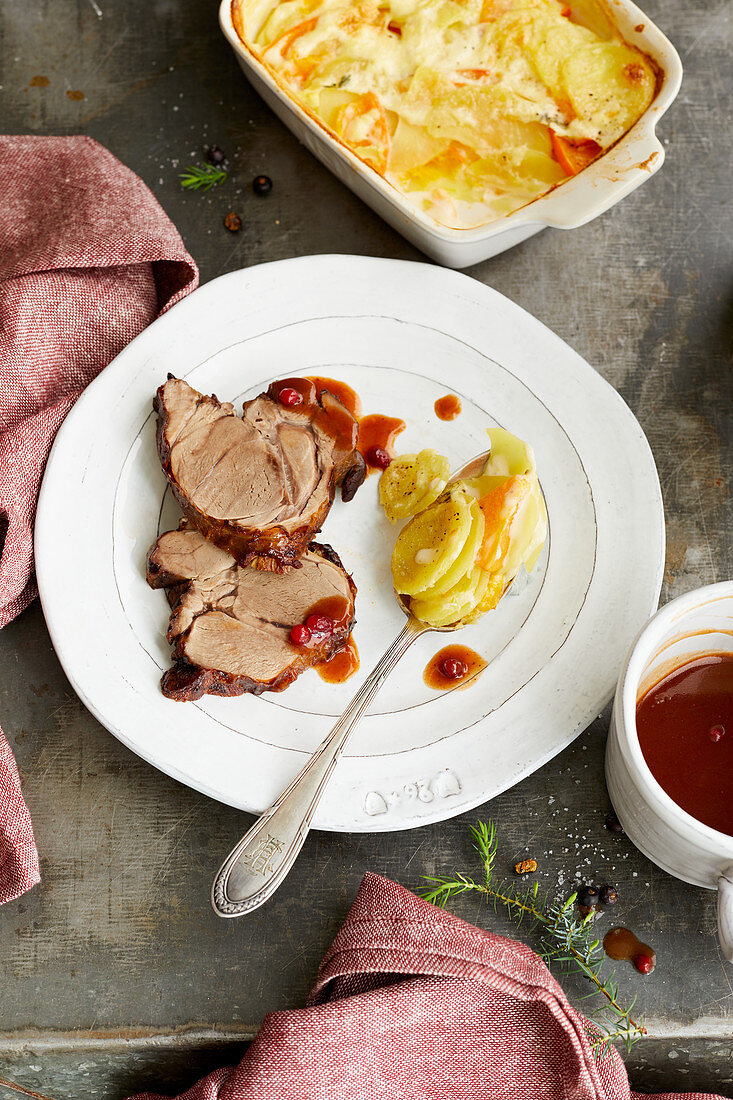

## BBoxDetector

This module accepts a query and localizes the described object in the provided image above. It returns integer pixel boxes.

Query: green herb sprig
[422,820,645,1055]
[179,163,228,192]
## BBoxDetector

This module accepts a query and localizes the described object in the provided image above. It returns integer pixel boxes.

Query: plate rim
[35,255,665,832]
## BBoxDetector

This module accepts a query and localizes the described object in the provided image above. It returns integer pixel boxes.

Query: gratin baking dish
[219,0,682,267]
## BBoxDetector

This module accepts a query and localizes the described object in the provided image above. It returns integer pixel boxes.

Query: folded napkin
[0,134,199,903]
[129,872,724,1100]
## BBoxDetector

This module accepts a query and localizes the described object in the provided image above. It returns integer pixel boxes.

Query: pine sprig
[179,163,228,191]
[421,818,646,1055]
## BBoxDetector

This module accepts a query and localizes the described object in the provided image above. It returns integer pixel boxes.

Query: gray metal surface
[1,0,731,1096]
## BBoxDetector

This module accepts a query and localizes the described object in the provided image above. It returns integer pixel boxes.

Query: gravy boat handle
[717,866,733,963]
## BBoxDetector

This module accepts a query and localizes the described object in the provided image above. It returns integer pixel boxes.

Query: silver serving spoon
[211,450,493,917]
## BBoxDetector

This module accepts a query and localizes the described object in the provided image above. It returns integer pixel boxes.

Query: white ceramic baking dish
[219,0,682,267]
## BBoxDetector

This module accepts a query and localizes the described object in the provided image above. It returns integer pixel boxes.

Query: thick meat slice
[154,376,365,571]
[147,524,357,701]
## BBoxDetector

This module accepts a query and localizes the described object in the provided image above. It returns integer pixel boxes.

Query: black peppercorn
[577,884,599,909]
[252,174,273,196]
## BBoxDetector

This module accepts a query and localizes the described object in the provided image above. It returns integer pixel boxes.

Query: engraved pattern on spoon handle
[211,618,425,917]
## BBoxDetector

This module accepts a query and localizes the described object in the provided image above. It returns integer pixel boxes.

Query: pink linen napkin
[0,134,199,904]
[128,872,725,1100]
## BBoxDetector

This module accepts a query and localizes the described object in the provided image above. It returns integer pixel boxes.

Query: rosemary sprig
[422,820,645,1055]
[179,163,228,192]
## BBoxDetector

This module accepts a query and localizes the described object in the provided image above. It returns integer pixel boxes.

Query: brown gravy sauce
[303,376,405,472]
[273,377,358,458]
[358,414,406,472]
[603,926,656,970]
[424,645,487,690]
[307,376,362,419]
[434,394,462,421]
[317,634,360,683]
[636,652,733,835]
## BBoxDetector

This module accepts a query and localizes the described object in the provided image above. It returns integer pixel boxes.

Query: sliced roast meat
[147,524,357,701]
[154,376,365,571]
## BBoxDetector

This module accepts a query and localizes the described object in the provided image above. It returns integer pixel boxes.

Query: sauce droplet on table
[603,926,656,973]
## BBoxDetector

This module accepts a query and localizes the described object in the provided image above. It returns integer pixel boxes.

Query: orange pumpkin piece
[333,92,391,173]
[476,475,533,571]
[550,130,602,175]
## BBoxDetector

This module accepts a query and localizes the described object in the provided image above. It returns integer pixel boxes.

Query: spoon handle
[211,617,425,917]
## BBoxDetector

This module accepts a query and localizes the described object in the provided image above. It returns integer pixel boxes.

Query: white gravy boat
[606,582,733,961]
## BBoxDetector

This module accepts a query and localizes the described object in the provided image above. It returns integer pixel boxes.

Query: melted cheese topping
[231,0,657,228]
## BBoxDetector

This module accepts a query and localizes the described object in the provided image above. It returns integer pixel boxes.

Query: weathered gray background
[1,0,731,1096]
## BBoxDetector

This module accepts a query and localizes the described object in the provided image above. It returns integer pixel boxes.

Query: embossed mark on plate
[364,768,461,816]
[240,833,283,877]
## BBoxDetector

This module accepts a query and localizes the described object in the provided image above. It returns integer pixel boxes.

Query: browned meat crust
[154,376,365,572]
[146,523,357,702]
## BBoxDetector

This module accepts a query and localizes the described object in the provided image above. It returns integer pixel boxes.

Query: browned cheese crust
[154,376,365,572]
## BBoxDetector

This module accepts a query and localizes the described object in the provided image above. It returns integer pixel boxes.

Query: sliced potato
[414,497,484,599]
[487,426,536,475]
[388,117,448,176]
[426,86,557,150]
[566,0,615,40]
[255,0,310,47]
[460,572,506,624]
[391,489,472,595]
[520,14,595,93]
[412,566,489,626]
[561,41,656,143]
[379,449,450,522]
[317,87,363,127]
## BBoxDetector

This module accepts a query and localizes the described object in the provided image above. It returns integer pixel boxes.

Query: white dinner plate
[35,256,664,832]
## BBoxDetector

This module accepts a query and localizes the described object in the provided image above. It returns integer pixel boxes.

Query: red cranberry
[367,446,391,470]
[278,387,303,407]
[634,953,655,975]
[290,624,311,646]
[709,724,725,742]
[440,657,468,680]
[306,614,334,636]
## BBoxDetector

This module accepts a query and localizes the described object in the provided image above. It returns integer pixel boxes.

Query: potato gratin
[231,0,657,228]
[381,430,547,627]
